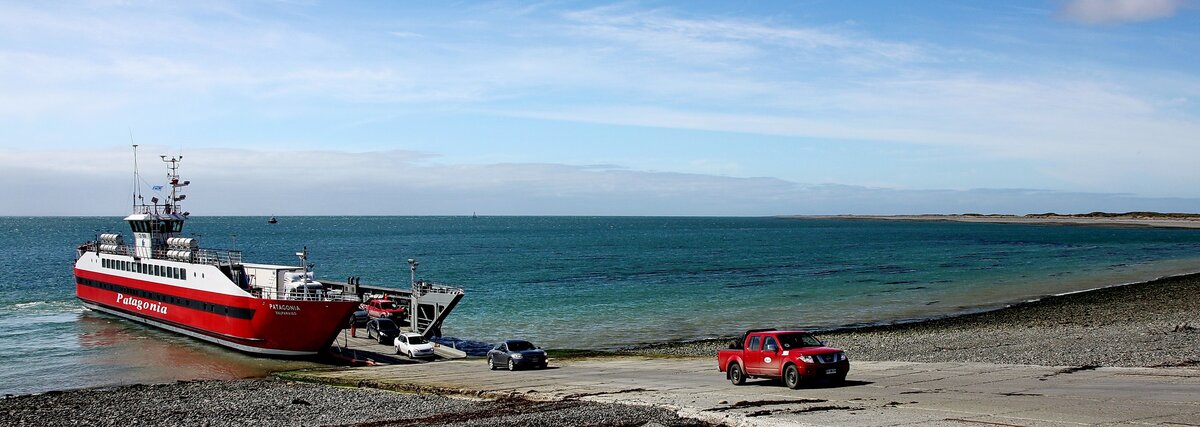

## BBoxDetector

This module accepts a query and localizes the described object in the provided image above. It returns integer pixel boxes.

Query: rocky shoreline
[628,272,1200,367]
[0,377,719,426]
[4,273,1197,426]
[793,214,1200,229]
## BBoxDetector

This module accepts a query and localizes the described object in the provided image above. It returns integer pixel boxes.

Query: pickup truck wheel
[728,363,745,386]
[784,364,802,389]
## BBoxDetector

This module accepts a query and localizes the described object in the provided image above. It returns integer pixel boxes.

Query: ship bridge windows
[128,220,183,234]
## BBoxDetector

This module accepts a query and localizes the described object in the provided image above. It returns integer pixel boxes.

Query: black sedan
[487,340,548,371]
[349,310,369,327]
[365,318,401,345]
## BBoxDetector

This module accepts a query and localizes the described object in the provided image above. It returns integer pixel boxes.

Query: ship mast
[160,155,188,215]
[132,144,141,210]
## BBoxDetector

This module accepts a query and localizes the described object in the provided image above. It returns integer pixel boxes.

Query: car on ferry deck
[365,318,401,344]
[487,340,548,371]
[349,309,369,327]
[361,298,407,321]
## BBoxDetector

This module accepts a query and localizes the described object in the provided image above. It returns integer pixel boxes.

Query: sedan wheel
[488,356,497,370]
[508,359,516,371]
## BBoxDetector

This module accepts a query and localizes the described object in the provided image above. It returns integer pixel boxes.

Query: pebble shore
[4,273,1196,426]
[0,378,718,426]
[629,273,1200,368]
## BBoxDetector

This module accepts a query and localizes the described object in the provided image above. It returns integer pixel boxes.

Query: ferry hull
[75,269,358,356]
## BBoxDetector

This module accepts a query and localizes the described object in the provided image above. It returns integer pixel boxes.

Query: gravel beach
[629,272,1200,367]
[4,273,1197,426]
[0,378,720,426]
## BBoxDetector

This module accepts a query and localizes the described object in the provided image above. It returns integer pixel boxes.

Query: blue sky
[1,0,1198,215]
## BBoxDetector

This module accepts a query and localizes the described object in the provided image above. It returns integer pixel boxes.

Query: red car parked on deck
[360,298,407,322]
[717,329,849,389]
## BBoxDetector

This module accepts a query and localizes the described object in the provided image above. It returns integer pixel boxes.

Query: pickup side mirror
[764,343,778,352]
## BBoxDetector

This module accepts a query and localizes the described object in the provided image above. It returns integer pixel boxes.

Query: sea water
[3,216,1200,395]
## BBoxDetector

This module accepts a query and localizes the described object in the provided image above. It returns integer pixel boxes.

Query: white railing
[253,288,360,302]
[415,282,465,296]
[192,248,242,266]
[86,241,242,266]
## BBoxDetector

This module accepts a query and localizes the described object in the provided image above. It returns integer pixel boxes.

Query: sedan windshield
[376,319,398,331]
[507,341,534,351]
[408,336,427,345]
[777,333,823,349]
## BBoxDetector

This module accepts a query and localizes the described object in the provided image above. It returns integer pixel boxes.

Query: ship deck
[327,327,467,366]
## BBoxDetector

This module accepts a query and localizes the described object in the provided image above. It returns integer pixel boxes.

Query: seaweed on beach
[705,398,827,412]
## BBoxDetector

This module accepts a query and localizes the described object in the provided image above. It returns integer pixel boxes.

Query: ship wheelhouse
[128,218,184,234]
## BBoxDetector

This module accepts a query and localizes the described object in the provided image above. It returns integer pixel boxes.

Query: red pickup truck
[360,298,407,321]
[717,329,849,389]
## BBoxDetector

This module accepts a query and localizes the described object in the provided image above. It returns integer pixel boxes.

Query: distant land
[793,212,1200,229]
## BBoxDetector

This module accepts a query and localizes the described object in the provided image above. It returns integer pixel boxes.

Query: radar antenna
[160,154,187,215]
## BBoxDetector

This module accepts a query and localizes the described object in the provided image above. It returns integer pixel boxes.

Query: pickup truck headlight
[838,352,847,361]
[511,353,524,359]
[798,355,816,363]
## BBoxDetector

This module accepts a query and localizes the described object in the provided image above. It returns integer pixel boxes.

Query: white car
[394,332,435,359]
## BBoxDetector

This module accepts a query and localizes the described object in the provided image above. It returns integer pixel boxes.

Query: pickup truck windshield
[378,301,398,310]
[777,333,823,349]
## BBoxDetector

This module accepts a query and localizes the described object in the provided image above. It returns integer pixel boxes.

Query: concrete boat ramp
[285,357,1200,426]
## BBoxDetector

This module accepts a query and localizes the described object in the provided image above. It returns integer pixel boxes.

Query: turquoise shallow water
[3,216,1200,395]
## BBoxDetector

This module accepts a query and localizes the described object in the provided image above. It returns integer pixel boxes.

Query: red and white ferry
[74,153,361,356]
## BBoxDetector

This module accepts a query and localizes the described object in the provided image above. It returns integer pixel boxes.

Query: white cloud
[561,5,925,67]
[1059,0,1184,24]
[388,31,424,38]
[2,147,1197,216]
[0,2,1197,204]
